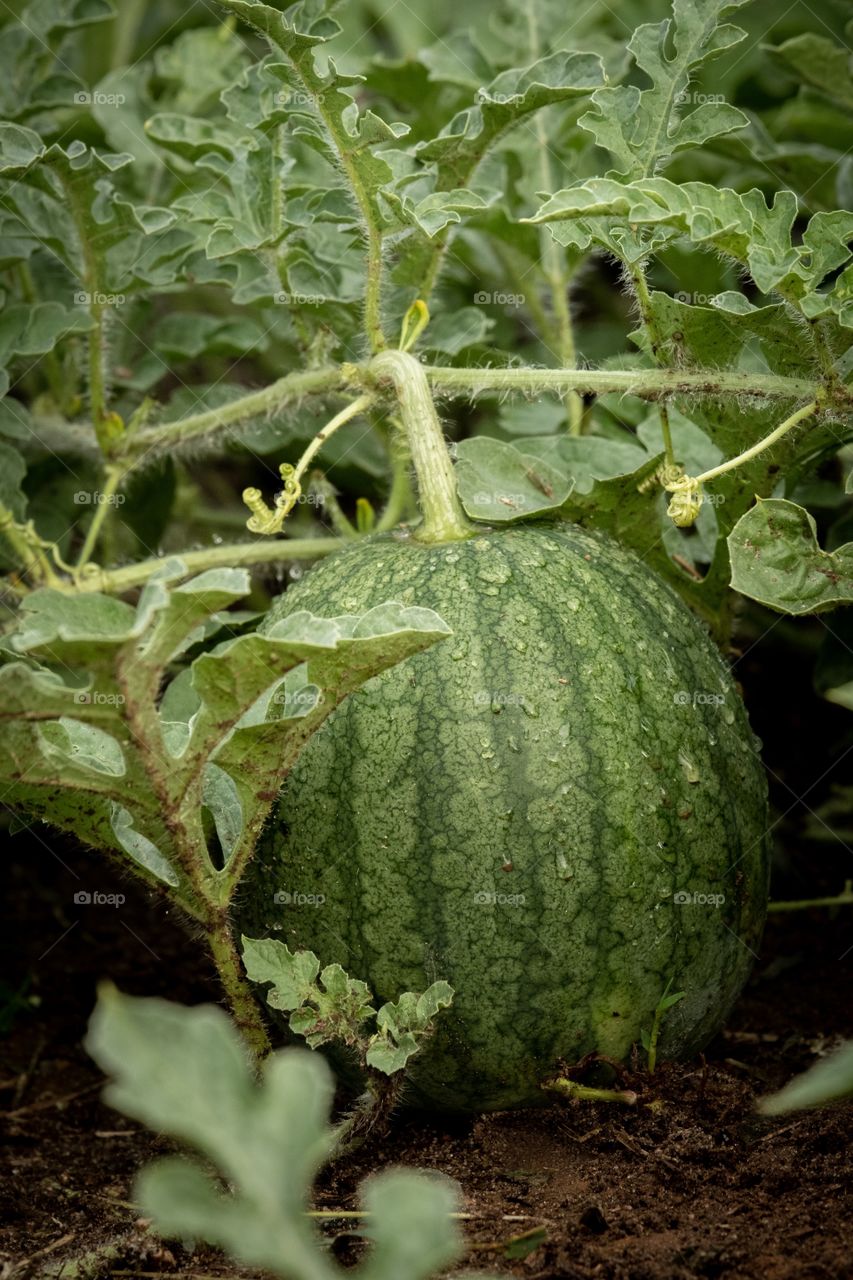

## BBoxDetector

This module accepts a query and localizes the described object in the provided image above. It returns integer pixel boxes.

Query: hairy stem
[206,913,271,1062]
[72,537,346,596]
[368,351,473,544]
[0,507,58,586]
[627,261,675,466]
[525,0,583,435]
[118,367,344,467]
[425,365,825,402]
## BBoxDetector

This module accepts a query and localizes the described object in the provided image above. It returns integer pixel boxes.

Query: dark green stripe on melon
[240,524,769,1111]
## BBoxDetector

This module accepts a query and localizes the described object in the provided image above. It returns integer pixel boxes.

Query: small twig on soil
[306,1210,534,1221]
[11,1033,46,1109]
[611,1129,681,1173]
[8,1232,75,1279]
[756,1119,808,1143]
[3,1082,101,1120]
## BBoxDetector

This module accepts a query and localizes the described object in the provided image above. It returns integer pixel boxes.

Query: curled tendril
[243,463,303,535]
[658,462,686,490]
[666,477,703,528]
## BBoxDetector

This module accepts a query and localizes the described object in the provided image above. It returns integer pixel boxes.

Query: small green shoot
[641,979,686,1074]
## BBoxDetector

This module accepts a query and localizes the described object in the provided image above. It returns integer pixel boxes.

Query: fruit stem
[543,1078,638,1105]
[368,350,473,544]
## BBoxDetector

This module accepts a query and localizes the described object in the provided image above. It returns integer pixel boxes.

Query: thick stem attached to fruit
[368,351,473,544]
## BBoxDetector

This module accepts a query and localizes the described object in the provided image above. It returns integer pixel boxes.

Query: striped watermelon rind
[240,523,769,1111]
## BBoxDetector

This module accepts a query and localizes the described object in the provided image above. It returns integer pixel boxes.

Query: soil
[2,611,852,1280]
[2,842,851,1280]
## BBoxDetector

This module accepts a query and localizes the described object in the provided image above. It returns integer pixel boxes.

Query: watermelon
[240,523,769,1111]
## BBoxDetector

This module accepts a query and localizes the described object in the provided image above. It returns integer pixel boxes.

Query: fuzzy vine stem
[366,351,474,543]
[626,261,676,466]
[424,365,827,402]
[206,911,272,1061]
[70,537,346,595]
[525,0,584,436]
[116,366,344,467]
[96,365,832,476]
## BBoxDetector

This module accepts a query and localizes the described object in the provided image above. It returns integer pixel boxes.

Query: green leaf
[525,178,853,315]
[242,936,375,1050]
[360,1171,462,1280]
[244,937,453,1072]
[1,574,450,919]
[759,1041,853,1115]
[184,602,451,790]
[110,805,178,887]
[202,763,243,867]
[578,0,749,178]
[728,499,853,614]
[765,34,853,112]
[86,986,336,1230]
[455,434,647,522]
[414,50,604,191]
[0,440,27,520]
[366,982,454,1075]
[214,0,409,233]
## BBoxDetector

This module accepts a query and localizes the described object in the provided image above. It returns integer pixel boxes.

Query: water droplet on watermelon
[555,852,573,878]
[478,563,511,584]
[679,752,700,784]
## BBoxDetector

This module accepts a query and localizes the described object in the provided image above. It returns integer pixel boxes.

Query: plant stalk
[424,365,824,403]
[75,464,124,572]
[543,1078,638,1105]
[768,882,853,913]
[118,367,344,466]
[368,351,473,544]
[206,913,271,1061]
[72,537,346,595]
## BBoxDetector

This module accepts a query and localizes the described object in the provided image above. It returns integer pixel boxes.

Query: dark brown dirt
[1,830,851,1280]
